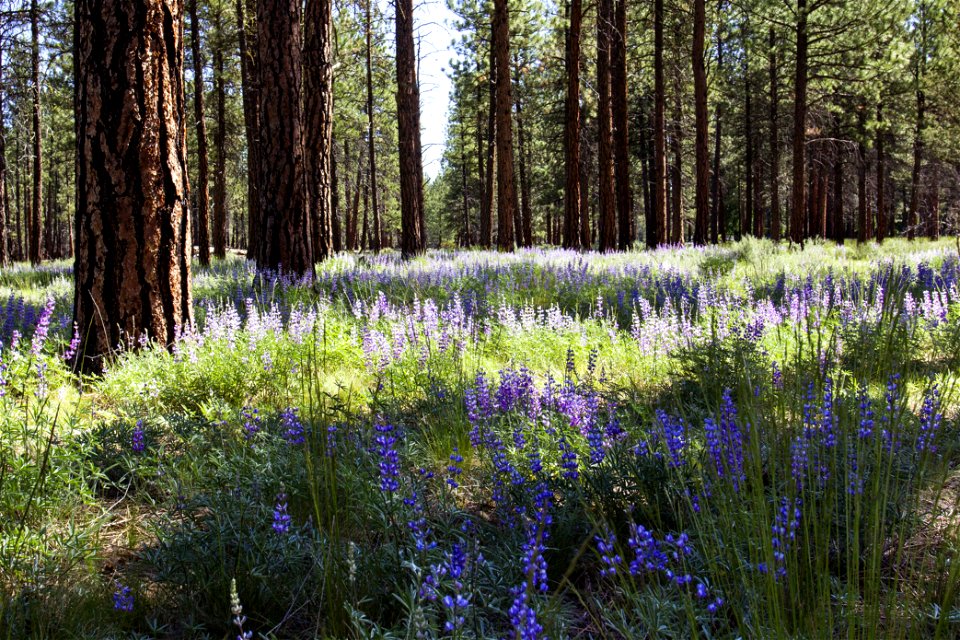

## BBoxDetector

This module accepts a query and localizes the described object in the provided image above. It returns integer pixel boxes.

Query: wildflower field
[1,238,959,639]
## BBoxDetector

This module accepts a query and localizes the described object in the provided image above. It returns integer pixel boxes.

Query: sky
[412,0,459,179]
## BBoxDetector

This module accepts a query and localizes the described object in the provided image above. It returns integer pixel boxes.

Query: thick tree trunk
[789,0,808,244]
[74,0,193,373]
[30,0,42,265]
[652,0,667,246]
[212,13,228,258]
[305,0,335,260]
[596,0,616,251]
[236,0,261,259]
[768,27,781,242]
[493,0,519,251]
[189,0,211,265]
[692,0,709,245]
[563,0,582,249]
[396,0,425,257]
[364,0,381,252]
[612,0,632,250]
[256,0,313,275]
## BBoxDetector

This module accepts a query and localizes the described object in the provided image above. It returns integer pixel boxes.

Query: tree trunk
[768,27,781,242]
[514,56,533,247]
[652,0,667,247]
[212,11,228,258]
[789,0,808,244]
[927,163,939,239]
[907,89,924,241]
[743,20,754,239]
[364,0,381,252]
[460,122,472,245]
[475,76,488,246]
[832,154,844,242]
[256,0,313,275]
[0,42,7,266]
[30,0,42,265]
[236,0,261,259]
[711,20,724,243]
[493,0,519,251]
[579,125,592,248]
[74,0,193,373]
[692,0,709,245]
[596,0,616,251]
[396,0,426,257]
[563,0,582,249]
[612,0,632,250]
[640,106,654,247]
[332,138,342,251]
[480,56,496,248]
[189,0,211,265]
[670,79,683,246]
[876,103,886,243]
[857,105,869,243]
[305,0,335,260]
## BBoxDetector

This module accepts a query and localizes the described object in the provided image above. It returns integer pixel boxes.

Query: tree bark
[396,0,426,257]
[670,72,683,246]
[212,9,228,258]
[0,42,7,266]
[652,0,667,246]
[236,0,261,259]
[189,0,211,265]
[256,0,313,275]
[596,0,616,251]
[29,0,42,265]
[711,19,724,243]
[74,0,193,373]
[305,0,335,260]
[692,0,709,245]
[612,0,631,250]
[743,19,754,238]
[857,104,869,243]
[876,103,886,243]
[768,27,780,242]
[364,0,381,252]
[514,56,532,247]
[907,89,924,241]
[789,0,808,244]
[927,163,939,240]
[493,0,519,251]
[563,0,582,249]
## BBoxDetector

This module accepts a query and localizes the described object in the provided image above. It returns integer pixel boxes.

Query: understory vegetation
[0,238,958,639]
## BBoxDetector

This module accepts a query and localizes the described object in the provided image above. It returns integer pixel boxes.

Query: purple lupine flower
[916,384,943,454]
[63,324,81,363]
[112,582,134,612]
[281,408,305,445]
[272,492,291,534]
[30,297,56,357]
[447,447,464,489]
[657,410,686,468]
[857,386,874,439]
[131,421,146,454]
[595,530,621,577]
[508,582,545,640]
[375,422,400,493]
[241,407,262,439]
[557,436,579,480]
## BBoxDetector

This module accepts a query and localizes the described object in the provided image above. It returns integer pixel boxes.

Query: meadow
[0,238,958,639]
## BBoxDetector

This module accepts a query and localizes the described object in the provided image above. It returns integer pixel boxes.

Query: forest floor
[0,237,959,639]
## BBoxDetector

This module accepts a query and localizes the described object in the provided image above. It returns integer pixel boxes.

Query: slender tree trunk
[927,163,939,239]
[652,0,667,246]
[514,57,533,247]
[876,103,886,243]
[789,0,808,244]
[612,0,631,249]
[305,0,335,260]
[14,152,21,260]
[908,89,924,240]
[563,0,582,249]
[237,0,261,259]
[29,0,42,265]
[692,0,709,245]
[0,42,7,266]
[768,27,781,242]
[475,77,489,246]
[396,0,425,257]
[579,126,592,248]
[493,0,519,251]
[189,0,211,265]
[364,0,381,251]
[743,22,754,239]
[256,0,313,275]
[832,154,844,242]
[857,105,869,243]
[639,107,653,246]
[596,0,616,251]
[711,21,724,243]
[332,139,342,251]
[480,57,496,248]
[74,0,193,373]
[213,11,228,258]
[460,122,471,245]
[670,77,683,246]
